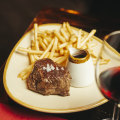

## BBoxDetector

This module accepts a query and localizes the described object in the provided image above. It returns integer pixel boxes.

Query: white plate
[3,23,120,113]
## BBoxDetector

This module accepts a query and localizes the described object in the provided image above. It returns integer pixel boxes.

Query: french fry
[45,30,52,35]
[64,50,69,55]
[34,55,40,60]
[36,40,40,50]
[22,72,31,80]
[79,29,96,48]
[77,29,82,48]
[66,22,74,35]
[31,40,35,49]
[45,37,52,42]
[34,23,39,50]
[59,42,68,49]
[73,43,77,48]
[60,48,64,55]
[70,34,77,43]
[28,53,35,64]
[49,37,58,59]
[57,56,68,64]
[43,38,48,46]
[54,37,58,50]
[90,52,97,58]
[37,32,46,38]
[54,56,64,62]
[49,39,55,59]
[54,30,66,43]
[44,52,50,58]
[93,58,110,65]
[38,38,47,50]
[18,64,33,78]
[81,35,87,43]
[17,47,59,56]
[17,47,43,54]
[60,28,69,41]
[34,53,50,60]
[62,22,70,39]
[39,39,54,59]
[100,59,110,65]
[63,22,66,30]
[28,47,34,64]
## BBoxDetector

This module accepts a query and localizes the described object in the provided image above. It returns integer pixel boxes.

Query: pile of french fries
[17,22,110,80]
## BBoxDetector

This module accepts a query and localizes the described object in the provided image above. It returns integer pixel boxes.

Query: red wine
[99,67,120,102]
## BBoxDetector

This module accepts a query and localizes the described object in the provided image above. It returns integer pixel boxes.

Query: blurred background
[0,0,120,66]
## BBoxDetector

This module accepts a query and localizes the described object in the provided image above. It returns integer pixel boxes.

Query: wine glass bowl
[95,31,120,120]
[99,67,120,102]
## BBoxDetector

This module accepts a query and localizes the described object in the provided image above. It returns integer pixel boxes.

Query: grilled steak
[27,58,71,96]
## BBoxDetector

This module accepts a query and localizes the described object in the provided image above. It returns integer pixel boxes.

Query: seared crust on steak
[27,58,71,96]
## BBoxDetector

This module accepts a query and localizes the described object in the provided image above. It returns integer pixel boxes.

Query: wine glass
[95,31,120,120]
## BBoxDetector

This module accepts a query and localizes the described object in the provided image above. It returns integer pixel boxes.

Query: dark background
[0,0,120,120]
[0,0,120,66]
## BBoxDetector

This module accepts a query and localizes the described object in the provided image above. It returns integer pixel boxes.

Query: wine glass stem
[112,103,119,120]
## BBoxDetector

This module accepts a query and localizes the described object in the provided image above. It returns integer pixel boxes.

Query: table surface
[0,0,120,120]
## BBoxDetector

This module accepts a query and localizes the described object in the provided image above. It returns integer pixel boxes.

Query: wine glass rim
[104,30,120,41]
[108,30,120,37]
